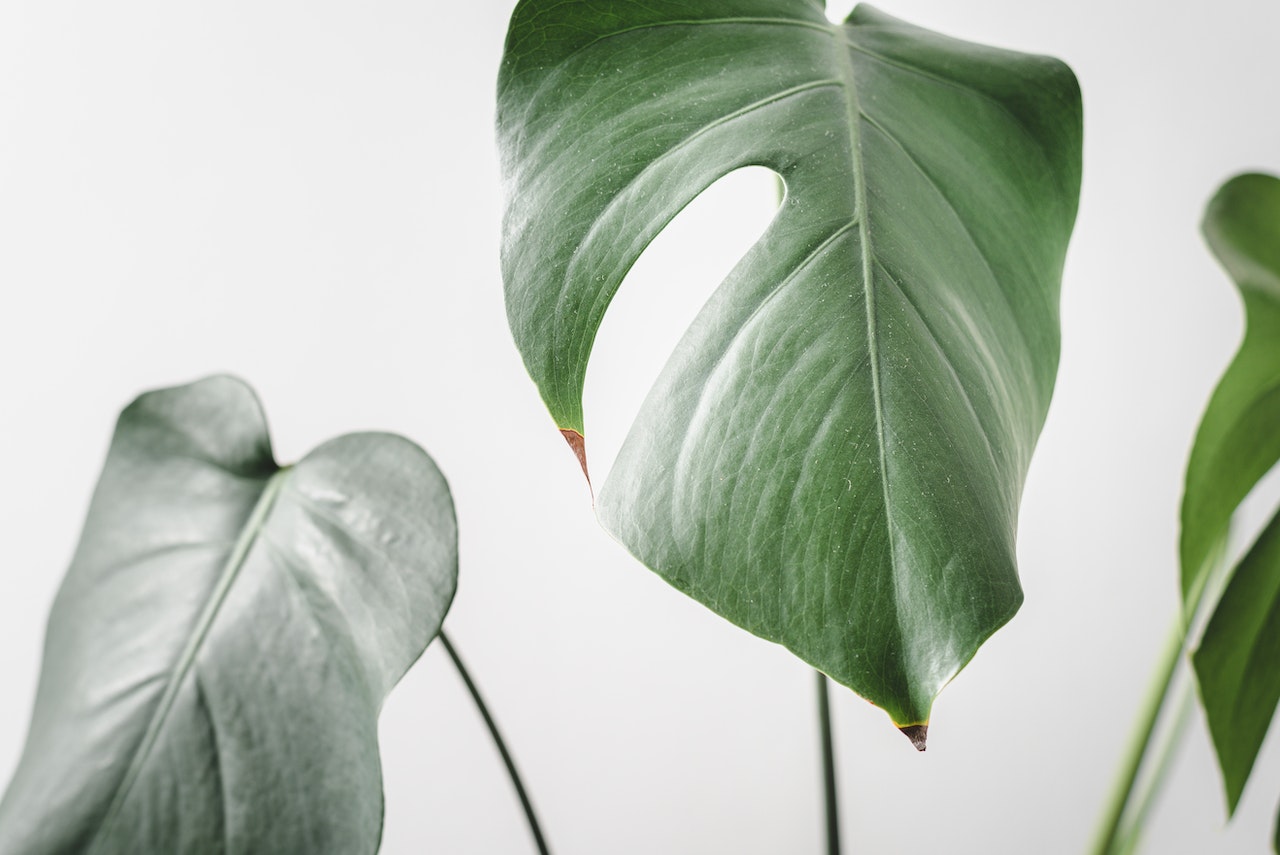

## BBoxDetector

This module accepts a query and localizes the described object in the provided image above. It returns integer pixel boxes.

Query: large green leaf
[1181,173,1280,606]
[498,0,1081,734]
[0,375,457,854]
[1186,172,1280,816]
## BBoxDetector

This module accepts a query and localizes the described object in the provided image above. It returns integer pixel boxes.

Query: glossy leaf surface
[498,0,1081,729]
[0,376,458,854]
[1186,172,1280,814]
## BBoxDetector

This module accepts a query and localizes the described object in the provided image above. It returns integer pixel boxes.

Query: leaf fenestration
[498,0,1081,729]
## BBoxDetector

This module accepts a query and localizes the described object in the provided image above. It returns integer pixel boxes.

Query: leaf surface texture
[0,376,458,854]
[498,0,1081,726]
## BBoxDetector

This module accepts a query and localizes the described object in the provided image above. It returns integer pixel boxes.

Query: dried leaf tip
[560,428,590,485]
[899,724,928,751]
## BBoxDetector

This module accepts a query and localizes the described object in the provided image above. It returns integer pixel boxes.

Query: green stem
[1090,617,1186,855]
[439,631,551,855]
[1092,540,1232,855]
[1114,683,1194,855]
[817,671,842,855]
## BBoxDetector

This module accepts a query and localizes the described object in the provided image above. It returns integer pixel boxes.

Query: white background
[2,1,1279,853]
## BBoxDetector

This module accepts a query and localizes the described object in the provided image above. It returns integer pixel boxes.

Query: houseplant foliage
[1185,172,1280,836]
[498,0,1082,737]
[0,375,458,855]
[1045,174,1280,855]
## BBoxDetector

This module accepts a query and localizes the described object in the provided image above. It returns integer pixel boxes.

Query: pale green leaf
[0,375,457,854]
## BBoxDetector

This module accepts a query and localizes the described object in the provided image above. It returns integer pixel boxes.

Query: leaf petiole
[817,671,842,855]
[439,631,552,855]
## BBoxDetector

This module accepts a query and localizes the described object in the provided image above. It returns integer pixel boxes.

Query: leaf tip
[898,724,928,751]
[560,428,590,486]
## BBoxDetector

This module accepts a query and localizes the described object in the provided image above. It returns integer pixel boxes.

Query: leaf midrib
[87,466,291,850]
[830,20,906,689]
[572,14,905,651]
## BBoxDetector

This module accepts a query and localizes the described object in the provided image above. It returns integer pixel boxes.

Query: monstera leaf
[1186,172,1280,821]
[498,0,1081,738]
[0,376,457,854]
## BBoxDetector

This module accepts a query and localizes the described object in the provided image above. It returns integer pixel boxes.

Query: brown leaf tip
[560,429,590,485]
[899,724,928,752]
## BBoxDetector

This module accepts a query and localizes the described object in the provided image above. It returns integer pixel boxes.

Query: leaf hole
[825,1,856,24]
[582,166,782,487]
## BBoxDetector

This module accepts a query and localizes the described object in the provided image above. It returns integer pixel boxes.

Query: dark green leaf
[498,0,1081,731]
[1181,172,1280,605]
[1193,506,1280,814]
[1186,172,1280,816]
[0,375,457,854]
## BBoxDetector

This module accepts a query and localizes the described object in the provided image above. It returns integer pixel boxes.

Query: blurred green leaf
[1193,506,1280,814]
[0,375,457,854]
[1182,172,1280,605]
[1187,172,1280,816]
[498,0,1081,731]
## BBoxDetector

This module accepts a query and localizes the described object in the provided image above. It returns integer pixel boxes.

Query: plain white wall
[1,1,1278,852]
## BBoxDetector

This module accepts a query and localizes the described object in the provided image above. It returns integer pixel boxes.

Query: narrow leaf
[0,375,458,855]
[498,0,1081,730]
[1193,507,1280,814]
[1185,171,1280,818]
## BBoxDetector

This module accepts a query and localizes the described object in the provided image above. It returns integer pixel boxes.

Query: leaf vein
[859,109,1030,354]
[562,77,843,417]
[872,257,1002,477]
[86,468,289,852]
[845,38,1052,168]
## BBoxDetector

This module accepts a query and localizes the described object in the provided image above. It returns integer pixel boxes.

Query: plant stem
[1090,617,1186,855]
[439,631,551,855]
[1092,540,1232,855]
[1114,684,1194,855]
[816,671,842,855]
